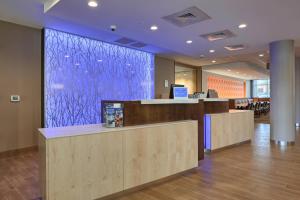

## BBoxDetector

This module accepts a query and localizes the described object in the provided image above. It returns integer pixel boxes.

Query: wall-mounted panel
[44,29,154,127]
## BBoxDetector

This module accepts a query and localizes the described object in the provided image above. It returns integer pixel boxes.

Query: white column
[270,40,295,143]
[295,58,300,126]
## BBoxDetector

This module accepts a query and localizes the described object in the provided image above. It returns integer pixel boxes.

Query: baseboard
[206,140,251,153]
[0,146,38,158]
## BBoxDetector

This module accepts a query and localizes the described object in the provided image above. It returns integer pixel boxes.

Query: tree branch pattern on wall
[45,29,154,128]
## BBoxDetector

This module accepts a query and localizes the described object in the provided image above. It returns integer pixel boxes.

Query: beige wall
[175,63,202,93]
[175,69,197,94]
[155,56,175,98]
[0,21,41,153]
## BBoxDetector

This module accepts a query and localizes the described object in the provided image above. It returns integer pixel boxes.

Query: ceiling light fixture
[238,23,247,29]
[88,1,98,7]
[259,54,264,57]
[212,60,216,63]
[150,25,158,31]
[209,49,215,53]
[186,40,193,44]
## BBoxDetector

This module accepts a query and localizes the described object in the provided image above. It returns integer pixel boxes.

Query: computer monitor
[169,84,184,99]
[207,89,219,98]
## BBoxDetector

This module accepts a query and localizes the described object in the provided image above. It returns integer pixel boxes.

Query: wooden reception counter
[38,98,251,200]
[204,110,254,151]
[101,98,229,160]
[38,120,198,200]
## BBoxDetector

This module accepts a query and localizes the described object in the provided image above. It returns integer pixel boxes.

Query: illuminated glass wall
[44,29,154,128]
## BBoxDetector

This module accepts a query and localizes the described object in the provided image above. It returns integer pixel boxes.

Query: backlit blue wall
[44,29,154,128]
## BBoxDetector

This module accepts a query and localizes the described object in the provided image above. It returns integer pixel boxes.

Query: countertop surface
[141,99,199,104]
[39,120,197,140]
[206,109,253,116]
[140,98,228,104]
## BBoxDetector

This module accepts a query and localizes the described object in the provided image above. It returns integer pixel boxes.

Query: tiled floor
[1,123,300,200]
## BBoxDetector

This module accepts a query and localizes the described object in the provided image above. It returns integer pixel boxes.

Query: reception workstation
[38,97,254,200]
[38,68,253,200]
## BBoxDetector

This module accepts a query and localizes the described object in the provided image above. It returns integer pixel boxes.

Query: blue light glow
[204,115,211,150]
[44,29,154,128]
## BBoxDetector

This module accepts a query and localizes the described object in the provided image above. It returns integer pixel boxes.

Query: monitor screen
[207,89,219,98]
[173,87,188,99]
[169,84,184,99]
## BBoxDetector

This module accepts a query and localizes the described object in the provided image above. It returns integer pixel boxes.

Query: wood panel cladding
[209,111,254,151]
[204,101,229,114]
[102,100,204,160]
[39,121,198,200]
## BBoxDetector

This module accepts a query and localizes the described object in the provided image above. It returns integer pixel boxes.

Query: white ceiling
[1,0,300,79]
[202,62,269,80]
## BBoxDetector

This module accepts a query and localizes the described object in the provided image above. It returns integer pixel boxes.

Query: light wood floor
[1,123,300,200]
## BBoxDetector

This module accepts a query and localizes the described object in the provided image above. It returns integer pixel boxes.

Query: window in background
[252,80,270,98]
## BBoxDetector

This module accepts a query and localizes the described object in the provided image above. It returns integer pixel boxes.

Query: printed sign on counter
[104,103,124,128]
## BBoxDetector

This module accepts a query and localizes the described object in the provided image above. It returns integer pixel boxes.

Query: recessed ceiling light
[97,59,103,62]
[212,60,216,63]
[238,23,247,29]
[64,55,69,58]
[209,49,215,53]
[88,1,98,7]
[150,25,158,31]
[186,40,193,44]
[259,54,264,57]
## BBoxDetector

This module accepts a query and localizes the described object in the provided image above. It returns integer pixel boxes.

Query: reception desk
[101,98,229,160]
[204,110,254,151]
[38,98,254,199]
[38,120,198,200]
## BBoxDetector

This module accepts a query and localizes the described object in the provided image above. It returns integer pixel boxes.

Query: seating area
[229,98,270,117]
[247,101,270,117]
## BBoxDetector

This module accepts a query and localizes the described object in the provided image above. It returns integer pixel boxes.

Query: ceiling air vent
[130,42,147,48]
[162,6,211,27]
[114,37,136,45]
[224,44,245,51]
[201,30,235,41]
[178,12,196,18]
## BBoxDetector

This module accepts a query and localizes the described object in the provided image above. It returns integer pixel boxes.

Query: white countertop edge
[141,99,199,104]
[201,98,228,102]
[205,109,254,116]
[140,98,228,104]
[39,120,197,140]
